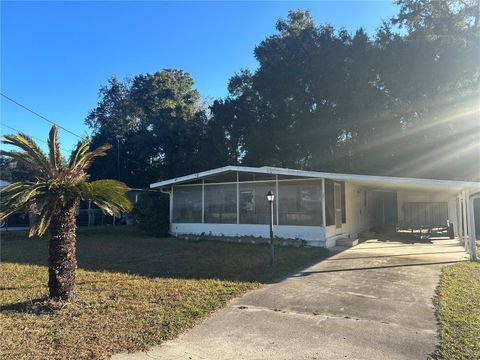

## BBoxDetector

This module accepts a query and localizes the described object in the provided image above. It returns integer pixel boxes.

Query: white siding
[325,181,370,243]
[170,223,326,246]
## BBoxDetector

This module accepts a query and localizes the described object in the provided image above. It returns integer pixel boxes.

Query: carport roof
[150,166,480,193]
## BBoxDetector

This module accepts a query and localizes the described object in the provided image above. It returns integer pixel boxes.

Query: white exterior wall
[325,181,370,245]
[170,223,326,246]
[167,177,466,249]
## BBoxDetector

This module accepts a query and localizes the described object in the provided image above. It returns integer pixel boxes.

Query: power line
[1,122,70,153]
[1,95,150,178]
[2,122,146,175]
[1,93,83,139]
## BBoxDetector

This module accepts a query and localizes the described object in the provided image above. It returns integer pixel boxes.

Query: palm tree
[0,125,132,301]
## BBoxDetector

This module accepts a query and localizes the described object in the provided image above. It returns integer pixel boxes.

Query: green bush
[132,191,170,236]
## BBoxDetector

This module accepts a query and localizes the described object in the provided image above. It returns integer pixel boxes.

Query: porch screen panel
[239,182,276,224]
[325,179,335,226]
[204,184,237,223]
[278,180,323,226]
[172,185,202,223]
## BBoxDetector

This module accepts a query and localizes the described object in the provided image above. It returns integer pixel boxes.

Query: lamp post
[266,191,275,266]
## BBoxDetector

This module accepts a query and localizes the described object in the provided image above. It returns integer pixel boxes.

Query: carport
[334,174,479,260]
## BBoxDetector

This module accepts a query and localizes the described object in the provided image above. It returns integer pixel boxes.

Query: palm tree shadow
[0,297,53,314]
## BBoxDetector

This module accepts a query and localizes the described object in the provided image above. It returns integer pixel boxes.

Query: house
[150,166,480,260]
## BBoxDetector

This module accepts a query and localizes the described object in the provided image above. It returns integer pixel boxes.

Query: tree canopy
[81,0,479,187]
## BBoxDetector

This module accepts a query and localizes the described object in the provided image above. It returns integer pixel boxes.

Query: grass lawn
[0,226,328,360]
[435,262,480,359]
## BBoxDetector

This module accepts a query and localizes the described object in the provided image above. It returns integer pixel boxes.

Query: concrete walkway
[113,235,467,360]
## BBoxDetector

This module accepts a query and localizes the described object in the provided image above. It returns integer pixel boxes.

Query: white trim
[169,222,326,245]
[455,195,461,242]
[236,172,239,225]
[275,175,279,226]
[467,190,478,261]
[169,185,174,223]
[171,177,319,187]
[150,165,480,190]
[322,178,326,231]
[463,191,469,248]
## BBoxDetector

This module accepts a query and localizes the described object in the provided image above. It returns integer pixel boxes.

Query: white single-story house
[150,166,480,260]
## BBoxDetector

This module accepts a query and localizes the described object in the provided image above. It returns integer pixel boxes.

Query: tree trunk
[48,198,79,301]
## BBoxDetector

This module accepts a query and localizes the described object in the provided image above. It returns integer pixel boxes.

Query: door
[334,183,342,231]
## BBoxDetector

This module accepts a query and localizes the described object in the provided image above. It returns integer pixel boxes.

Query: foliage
[84,1,480,184]
[0,125,133,300]
[132,191,170,236]
[0,227,328,360]
[0,126,132,237]
[0,156,35,182]
[85,70,210,187]
[436,262,480,359]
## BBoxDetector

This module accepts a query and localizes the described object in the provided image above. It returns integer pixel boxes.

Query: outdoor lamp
[266,191,275,202]
[266,190,275,266]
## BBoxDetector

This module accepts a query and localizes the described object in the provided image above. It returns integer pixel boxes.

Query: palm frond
[74,144,112,170]
[48,125,62,173]
[2,133,51,175]
[0,150,48,178]
[68,138,91,168]
[0,182,47,220]
[76,180,132,217]
[29,197,58,237]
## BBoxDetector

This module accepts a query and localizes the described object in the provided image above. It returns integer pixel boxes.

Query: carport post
[322,178,326,232]
[455,195,462,243]
[462,191,469,249]
[468,193,478,261]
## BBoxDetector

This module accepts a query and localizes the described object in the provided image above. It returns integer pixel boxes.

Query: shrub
[132,191,170,236]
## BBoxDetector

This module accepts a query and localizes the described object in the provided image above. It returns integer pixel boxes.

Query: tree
[0,156,35,182]
[0,126,132,301]
[132,191,169,236]
[85,69,211,187]
[216,6,479,180]
[82,6,479,182]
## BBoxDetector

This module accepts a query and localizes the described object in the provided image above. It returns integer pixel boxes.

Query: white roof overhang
[150,166,480,193]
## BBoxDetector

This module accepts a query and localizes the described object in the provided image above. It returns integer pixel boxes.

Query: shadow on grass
[0,297,53,313]
[0,226,329,284]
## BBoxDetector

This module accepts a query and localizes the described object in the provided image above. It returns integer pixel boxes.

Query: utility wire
[1,93,83,139]
[2,122,148,179]
[1,94,150,179]
[1,122,71,153]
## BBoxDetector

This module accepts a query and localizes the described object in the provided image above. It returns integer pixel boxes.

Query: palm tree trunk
[48,198,79,301]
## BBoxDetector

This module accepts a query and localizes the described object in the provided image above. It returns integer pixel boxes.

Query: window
[239,182,276,224]
[172,185,202,223]
[279,180,322,226]
[204,184,237,223]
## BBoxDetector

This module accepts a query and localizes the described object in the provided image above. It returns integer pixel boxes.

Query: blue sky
[1,1,399,152]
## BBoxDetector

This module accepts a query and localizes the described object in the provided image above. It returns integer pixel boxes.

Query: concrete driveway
[113,235,467,360]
